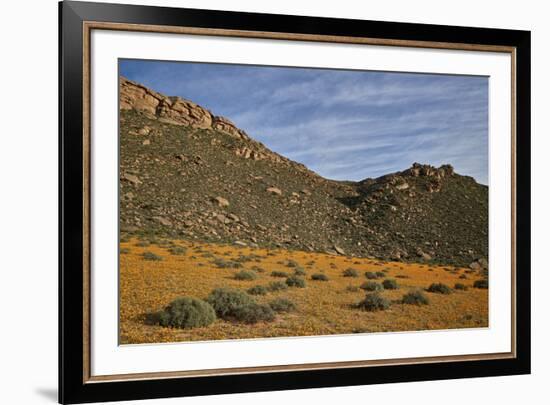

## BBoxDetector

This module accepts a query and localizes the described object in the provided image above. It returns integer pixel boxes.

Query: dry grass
[120,239,488,344]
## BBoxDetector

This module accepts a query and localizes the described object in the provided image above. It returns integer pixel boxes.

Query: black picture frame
[59,1,531,403]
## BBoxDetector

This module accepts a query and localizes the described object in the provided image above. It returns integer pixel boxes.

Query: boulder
[122,173,141,185]
[266,187,282,196]
[213,196,229,207]
[334,246,346,255]
[153,216,172,226]
[469,261,482,270]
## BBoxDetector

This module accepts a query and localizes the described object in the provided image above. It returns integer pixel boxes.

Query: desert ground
[119,237,488,344]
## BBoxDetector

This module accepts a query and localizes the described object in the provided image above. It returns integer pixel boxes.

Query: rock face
[119,77,489,266]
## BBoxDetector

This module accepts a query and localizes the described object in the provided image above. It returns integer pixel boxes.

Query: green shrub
[286,275,306,288]
[120,248,130,254]
[234,270,257,281]
[375,271,386,278]
[207,288,253,319]
[294,267,306,276]
[365,271,378,279]
[473,279,489,289]
[157,297,216,329]
[271,270,289,278]
[360,281,384,292]
[286,260,300,268]
[356,293,391,312]
[269,298,296,313]
[251,265,265,273]
[402,290,430,305]
[382,279,399,290]
[143,251,162,261]
[343,268,359,277]
[267,281,288,291]
[311,273,329,281]
[135,240,150,247]
[426,283,452,294]
[247,285,268,295]
[168,246,187,255]
[233,303,275,324]
[454,283,468,291]
[346,285,360,292]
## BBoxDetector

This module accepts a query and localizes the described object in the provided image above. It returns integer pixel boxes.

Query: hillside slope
[119,77,488,266]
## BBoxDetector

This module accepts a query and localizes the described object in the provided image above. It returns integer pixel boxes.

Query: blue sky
[120,59,488,184]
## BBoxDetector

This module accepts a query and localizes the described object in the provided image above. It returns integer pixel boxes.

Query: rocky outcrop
[156,97,212,128]
[212,116,249,140]
[407,162,454,179]
[120,76,247,136]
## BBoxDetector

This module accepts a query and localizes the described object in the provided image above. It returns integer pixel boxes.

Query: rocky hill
[119,77,488,266]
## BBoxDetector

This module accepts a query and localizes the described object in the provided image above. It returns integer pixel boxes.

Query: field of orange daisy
[119,238,488,344]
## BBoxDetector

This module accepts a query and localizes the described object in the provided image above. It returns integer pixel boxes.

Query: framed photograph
[59,1,531,403]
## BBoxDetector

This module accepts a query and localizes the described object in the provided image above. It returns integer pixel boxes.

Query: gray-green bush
[360,281,384,292]
[168,246,187,255]
[267,281,288,291]
[402,290,430,305]
[286,275,306,288]
[157,297,216,329]
[143,251,162,261]
[473,279,489,289]
[247,285,268,295]
[269,298,296,313]
[294,267,306,276]
[426,283,452,294]
[343,268,359,277]
[271,271,289,278]
[233,303,275,324]
[356,293,391,312]
[207,288,253,319]
[212,258,242,269]
[234,270,257,281]
[311,273,329,281]
[382,279,399,290]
